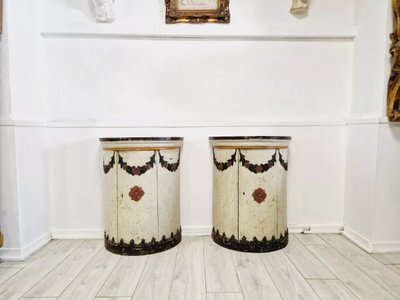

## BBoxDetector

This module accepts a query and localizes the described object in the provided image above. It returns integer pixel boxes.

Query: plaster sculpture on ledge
[93,0,116,23]
[290,0,308,15]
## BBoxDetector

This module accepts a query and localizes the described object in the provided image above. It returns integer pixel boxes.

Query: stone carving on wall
[93,0,116,23]
[290,0,308,15]
[388,0,400,121]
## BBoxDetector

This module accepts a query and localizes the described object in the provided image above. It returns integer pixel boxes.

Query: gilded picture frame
[388,0,400,121]
[165,0,230,24]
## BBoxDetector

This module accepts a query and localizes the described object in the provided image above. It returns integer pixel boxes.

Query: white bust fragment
[93,0,116,23]
[290,0,308,15]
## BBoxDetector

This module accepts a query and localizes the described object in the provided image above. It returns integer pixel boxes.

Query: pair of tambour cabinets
[100,136,290,256]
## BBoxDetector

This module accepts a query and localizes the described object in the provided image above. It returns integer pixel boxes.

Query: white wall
[41,0,352,240]
[342,0,400,253]
[1,0,399,258]
[48,126,346,237]
[0,0,50,259]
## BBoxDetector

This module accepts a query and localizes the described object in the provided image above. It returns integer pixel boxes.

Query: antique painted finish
[100,137,183,255]
[210,136,291,253]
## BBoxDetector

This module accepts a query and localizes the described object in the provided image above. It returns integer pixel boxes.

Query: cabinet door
[238,149,281,241]
[103,150,118,240]
[212,148,239,239]
[117,150,158,244]
[157,149,181,238]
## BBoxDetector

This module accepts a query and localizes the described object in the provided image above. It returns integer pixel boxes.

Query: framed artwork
[388,0,400,121]
[165,0,230,24]
[0,0,2,34]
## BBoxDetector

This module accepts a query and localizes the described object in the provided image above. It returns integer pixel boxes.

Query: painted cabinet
[210,136,291,252]
[100,137,183,255]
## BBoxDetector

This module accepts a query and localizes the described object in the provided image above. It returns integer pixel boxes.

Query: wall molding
[0,233,51,261]
[41,22,356,41]
[3,117,397,128]
[0,118,349,128]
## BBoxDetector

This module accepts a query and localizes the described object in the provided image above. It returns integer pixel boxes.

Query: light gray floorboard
[0,240,59,268]
[207,292,245,300]
[1,235,399,300]
[295,234,326,246]
[320,234,400,298]
[232,252,281,300]
[170,237,206,300]
[303,237,396,300]
[204,237,241,293]
[94,298,131,300]
[308,279,358,300]
[0,240,82,300]
[97,254,148,298]
[391,264,400,274]
[259,250,319,300]
[0,268,20,285]
[372,253,400,265]
[25,240,103,298]
[57,248,120,300]
[284,235,335,279]
[21,298,57,300]
[132,252,176,300]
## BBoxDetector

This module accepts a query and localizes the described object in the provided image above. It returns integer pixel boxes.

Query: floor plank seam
[289,234,337,279]
[94,251,123,298]
[257,253,284,300]
[167,252,179,300]
[229,251,245,296]
[130,254,150,299]
[202,236,210,297]
[317,234,400,300]
[55,244,104,299]
[200,237,207,299]
[21,240,85,299]
[281,246,322,297]
[294,234,362,300]
[0,267,24,287]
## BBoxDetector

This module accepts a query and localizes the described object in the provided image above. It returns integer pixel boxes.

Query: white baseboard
[51,225,343,240]
[288,224,344,234]
[182,226,212,236]
[370,241,400,253]
[342,227,373,253]
[51,229,103,239]
[51,227,212,239]
[342,227,400,253]
[0,232,51,261]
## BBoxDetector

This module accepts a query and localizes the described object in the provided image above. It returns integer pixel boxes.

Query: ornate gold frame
[165,0,230,24]
[388,0,400,121]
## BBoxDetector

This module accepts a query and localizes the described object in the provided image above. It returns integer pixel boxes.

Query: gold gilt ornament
[388,0,400,121]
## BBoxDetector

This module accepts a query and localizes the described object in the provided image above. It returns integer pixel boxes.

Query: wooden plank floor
[0,234,399,300]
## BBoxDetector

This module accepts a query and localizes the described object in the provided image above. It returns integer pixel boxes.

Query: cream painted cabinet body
[100,137,183,255]
[210,136,291,252]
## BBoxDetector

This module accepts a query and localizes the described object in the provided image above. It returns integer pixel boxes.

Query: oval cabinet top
[100,137,184,150]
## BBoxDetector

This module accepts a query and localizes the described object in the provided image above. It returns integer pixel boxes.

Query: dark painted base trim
[212,227,288,253]
[105,228,181,256]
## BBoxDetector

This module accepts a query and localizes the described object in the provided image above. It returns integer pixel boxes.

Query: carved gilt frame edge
[165,0,230,24]
[388,0,400,121]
